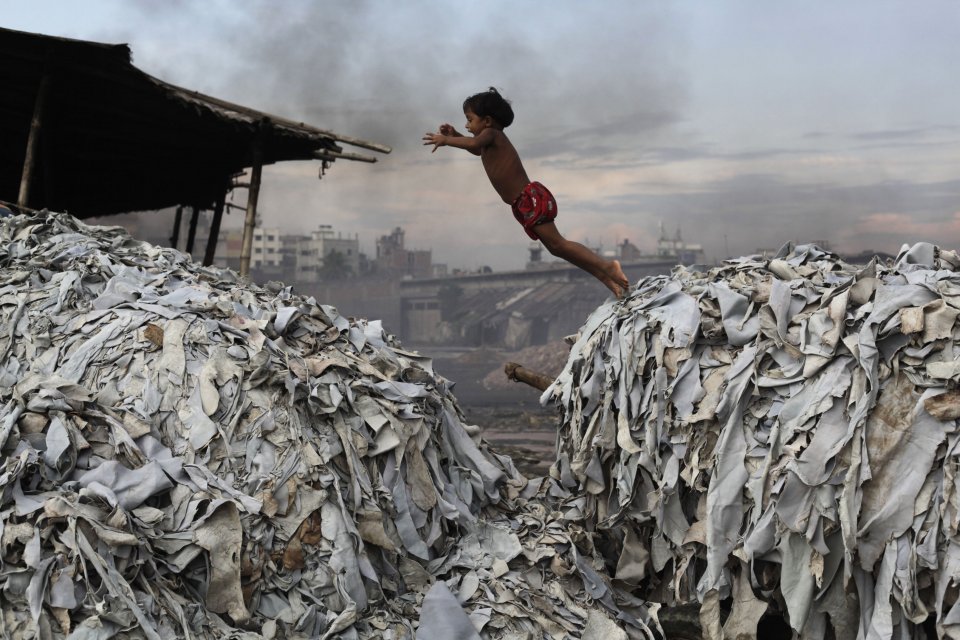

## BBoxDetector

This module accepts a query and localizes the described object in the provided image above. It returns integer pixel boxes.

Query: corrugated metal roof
[450,281,609,329]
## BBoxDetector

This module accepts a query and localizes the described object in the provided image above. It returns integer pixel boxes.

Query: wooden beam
[239,124,265,278]
[312,149,378,164]
[18,73,51,209]
[203,191,226,266]
[170,205,183,248]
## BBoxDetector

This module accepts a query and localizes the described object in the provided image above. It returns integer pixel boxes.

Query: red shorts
[511,181,557,240]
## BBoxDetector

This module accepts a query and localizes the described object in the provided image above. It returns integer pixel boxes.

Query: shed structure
[0,26,390,272]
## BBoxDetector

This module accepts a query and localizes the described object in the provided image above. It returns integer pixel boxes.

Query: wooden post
[239,122,266,278]
[186,205,200,255]
[170,205,183,248]
[18,73,51,210]
[203,190,227,266]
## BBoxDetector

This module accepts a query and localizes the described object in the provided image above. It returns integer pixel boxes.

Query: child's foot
[603,260,630,298]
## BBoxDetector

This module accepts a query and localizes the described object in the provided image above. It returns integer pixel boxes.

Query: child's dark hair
[463,87,514,128]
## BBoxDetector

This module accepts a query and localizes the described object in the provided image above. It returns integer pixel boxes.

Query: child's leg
[533,222,630,297]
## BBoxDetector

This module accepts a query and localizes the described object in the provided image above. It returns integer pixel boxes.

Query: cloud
[849,125,960,142]
[838,209,960,249]
[851,127,934,141]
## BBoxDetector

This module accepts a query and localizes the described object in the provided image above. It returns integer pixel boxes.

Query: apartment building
[294,225,361,283]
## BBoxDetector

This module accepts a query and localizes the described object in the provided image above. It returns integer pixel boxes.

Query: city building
[375,227,432,279]
[207,228,281,272]
[295,225,361,283]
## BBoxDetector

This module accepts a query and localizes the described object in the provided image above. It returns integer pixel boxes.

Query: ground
[422,344,566,477]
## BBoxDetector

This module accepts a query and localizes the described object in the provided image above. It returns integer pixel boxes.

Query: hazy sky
[6,1,960,269]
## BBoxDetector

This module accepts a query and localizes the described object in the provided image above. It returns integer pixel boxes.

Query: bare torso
[481,130,531,204]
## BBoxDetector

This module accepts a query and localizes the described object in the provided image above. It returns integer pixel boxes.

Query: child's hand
[439,123,456,136]
[422,132,446,152]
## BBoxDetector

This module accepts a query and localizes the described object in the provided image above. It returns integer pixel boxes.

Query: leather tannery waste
[3,211,960,639]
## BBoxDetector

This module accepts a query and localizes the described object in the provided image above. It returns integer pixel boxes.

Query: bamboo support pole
[170,205,183,248]
[186,205,200,255]
[203,191,226,266]
[239,124,265,278]
[18,74,51,209]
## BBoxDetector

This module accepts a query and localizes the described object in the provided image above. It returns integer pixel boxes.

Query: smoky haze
[92,1,692,269]
[7,1,960,269]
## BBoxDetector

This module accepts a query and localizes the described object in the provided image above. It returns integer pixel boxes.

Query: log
[504,362,554,392]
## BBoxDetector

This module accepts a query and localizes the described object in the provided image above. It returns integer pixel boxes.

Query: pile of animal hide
[0,213,659,639]
[544,241,960,639]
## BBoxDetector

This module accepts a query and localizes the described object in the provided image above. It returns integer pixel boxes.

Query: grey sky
[6,0,960,269]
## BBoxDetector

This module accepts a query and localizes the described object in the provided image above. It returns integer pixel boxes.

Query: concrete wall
[304,277,402,331]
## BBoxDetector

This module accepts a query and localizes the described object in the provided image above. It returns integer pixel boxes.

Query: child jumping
[423,87,630,298]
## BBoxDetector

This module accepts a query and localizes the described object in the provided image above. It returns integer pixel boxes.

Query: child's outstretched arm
[422,128,494,156]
